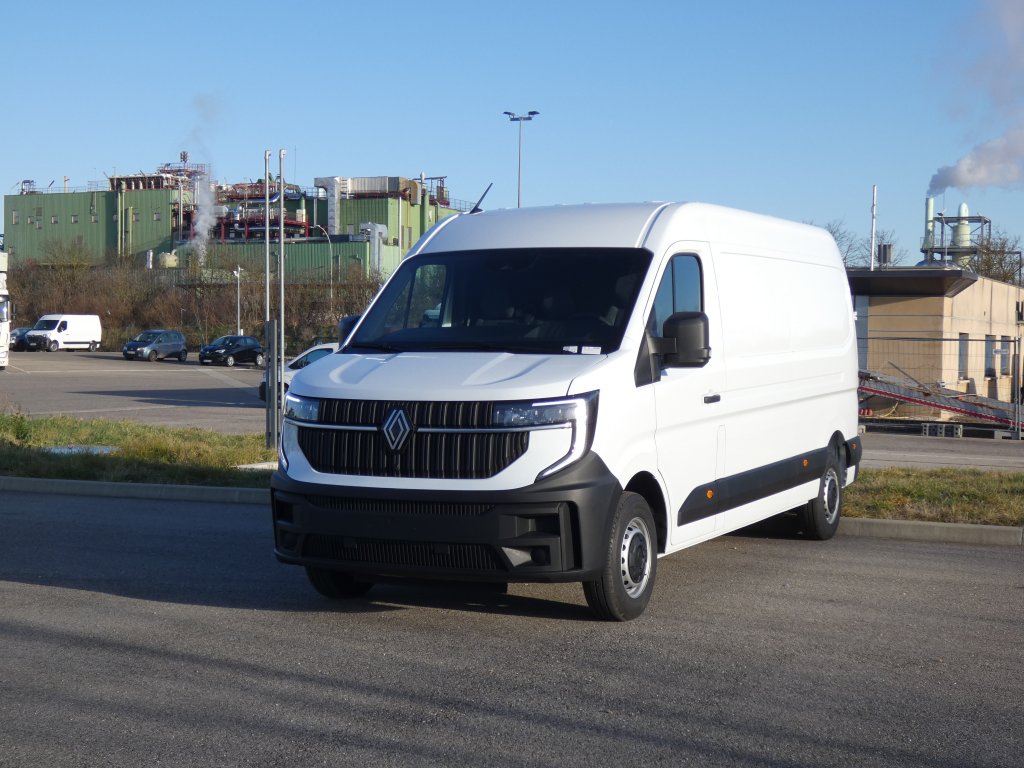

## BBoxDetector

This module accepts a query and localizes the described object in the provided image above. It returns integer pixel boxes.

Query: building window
[153,211,162,222]
[1001,336,1012,376]
[51,215,58,225]
[91,214,98,223]
[26,215,34,225]
[112,214,118,223]
[11,211,18,225]
[984,335,996,378]
[132,211,140,223]
[958,333,969,380]
[71,214,79,224]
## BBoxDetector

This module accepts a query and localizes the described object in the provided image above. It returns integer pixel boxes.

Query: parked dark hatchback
[10,326,31,351]
[199,335,265,367]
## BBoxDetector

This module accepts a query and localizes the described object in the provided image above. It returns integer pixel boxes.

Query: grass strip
[2,413,1023,526]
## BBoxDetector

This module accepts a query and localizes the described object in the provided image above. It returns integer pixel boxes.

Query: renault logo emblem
[382,407,412,452]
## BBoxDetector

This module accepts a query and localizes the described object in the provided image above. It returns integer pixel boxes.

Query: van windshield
[348,247,652,355]
[32,319,59,331]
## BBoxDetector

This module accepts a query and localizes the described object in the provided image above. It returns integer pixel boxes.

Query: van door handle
[704,394,721,404]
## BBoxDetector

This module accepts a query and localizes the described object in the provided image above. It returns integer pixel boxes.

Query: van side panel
[635,205,858,552]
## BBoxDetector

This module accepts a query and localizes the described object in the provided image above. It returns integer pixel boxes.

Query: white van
[25,314,102,352]
[271,202,862,620]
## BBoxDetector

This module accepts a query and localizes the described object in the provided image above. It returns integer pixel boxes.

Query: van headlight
[284,393,321,423]
[493,391,598,479]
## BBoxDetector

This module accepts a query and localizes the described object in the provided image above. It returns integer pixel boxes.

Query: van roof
[413,202,835,259]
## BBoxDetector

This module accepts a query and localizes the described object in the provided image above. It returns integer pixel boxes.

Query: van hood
[290,351,607,402]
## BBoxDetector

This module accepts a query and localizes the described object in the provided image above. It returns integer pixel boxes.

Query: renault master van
[271,202,862,620]
[25,314,102,352]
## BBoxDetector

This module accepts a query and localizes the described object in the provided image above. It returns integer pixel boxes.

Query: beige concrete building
[849,266,1024,420]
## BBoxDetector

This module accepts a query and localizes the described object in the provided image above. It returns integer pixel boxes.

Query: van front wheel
[799,448,844,540]
[583,492,657,621]
[48,340,59,352]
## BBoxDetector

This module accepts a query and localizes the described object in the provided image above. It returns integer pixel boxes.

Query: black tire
[305,567,373,599]
[178,350,187,362]
[583,492,657,621]
[254,353,265,368]
[799,446,844,540]
[147,350,158,362]
[48,340,59,352]
[225,355,235,367]
[89,342,98,352]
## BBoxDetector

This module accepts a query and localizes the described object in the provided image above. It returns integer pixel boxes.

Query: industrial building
[850,197,1024,432]
[2,158,468,278]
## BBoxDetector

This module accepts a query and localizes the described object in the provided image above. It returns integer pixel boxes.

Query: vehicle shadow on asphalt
[73,387,265,409]
[0,500,597,621]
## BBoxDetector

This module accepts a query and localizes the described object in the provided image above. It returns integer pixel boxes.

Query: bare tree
[821,220,907,267]
[969,229,1023,285]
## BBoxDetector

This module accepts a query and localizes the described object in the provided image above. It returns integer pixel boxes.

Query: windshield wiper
[345,341,405,353]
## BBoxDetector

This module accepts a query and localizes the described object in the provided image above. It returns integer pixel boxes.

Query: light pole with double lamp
[503,110,539,207]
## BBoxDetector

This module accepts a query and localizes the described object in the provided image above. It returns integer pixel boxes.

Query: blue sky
[3,0,1023,262]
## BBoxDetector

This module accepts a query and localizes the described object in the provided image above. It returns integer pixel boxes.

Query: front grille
[304,534,504,572]
[320,399,498,428]
[297,398,529,479]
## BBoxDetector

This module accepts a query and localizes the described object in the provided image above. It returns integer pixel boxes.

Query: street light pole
[264,150,271,326]
[313,224,334,321]
[232,265,243,335]
[503,110,539,207]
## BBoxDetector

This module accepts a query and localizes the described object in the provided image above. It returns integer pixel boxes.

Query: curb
[840,516,1023,547]
[2,475,1022,546]
[0,475,267,505]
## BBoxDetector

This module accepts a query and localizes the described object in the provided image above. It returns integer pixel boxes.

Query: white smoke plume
[929,0,1024,195]
[928,126,1024,195]
[193,174,216,267]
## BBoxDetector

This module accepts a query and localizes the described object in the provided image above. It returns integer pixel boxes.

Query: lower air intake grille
[304,535,504,572]
[304,496,493,517]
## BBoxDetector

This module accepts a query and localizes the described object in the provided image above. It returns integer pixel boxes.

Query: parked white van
[271,202,862,620]
[25,314,102,352]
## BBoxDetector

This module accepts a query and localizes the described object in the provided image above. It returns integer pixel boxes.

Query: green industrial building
[2,164,466,279]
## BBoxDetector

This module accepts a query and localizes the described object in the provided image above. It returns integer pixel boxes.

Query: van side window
[650,254,702,335]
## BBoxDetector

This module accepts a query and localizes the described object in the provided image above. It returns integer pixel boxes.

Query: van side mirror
[338,314,361,344]
[661,311,710,367]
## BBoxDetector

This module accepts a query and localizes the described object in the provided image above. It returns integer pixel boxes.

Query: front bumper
[270,452,622,584]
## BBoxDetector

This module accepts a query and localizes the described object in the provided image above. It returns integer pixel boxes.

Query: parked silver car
[258,342,338,400]
[122,329,188,362]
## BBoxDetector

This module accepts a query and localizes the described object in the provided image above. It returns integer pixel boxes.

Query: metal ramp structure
[859,370,1023,429]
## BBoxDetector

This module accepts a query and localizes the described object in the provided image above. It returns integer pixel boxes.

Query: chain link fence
[859,335,1022,429]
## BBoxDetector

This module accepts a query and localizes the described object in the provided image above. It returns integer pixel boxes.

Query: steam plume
[193,174,216,266]
[928,126,1024,195]
[928,0,1024,195]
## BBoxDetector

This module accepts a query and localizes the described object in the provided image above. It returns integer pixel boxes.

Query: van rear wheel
[305,567,373,599]
[799,447,844,540]
[583,492,657,621]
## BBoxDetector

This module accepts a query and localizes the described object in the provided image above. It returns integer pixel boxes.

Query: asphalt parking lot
[2,350,1022,766]
[1,349,267,434]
